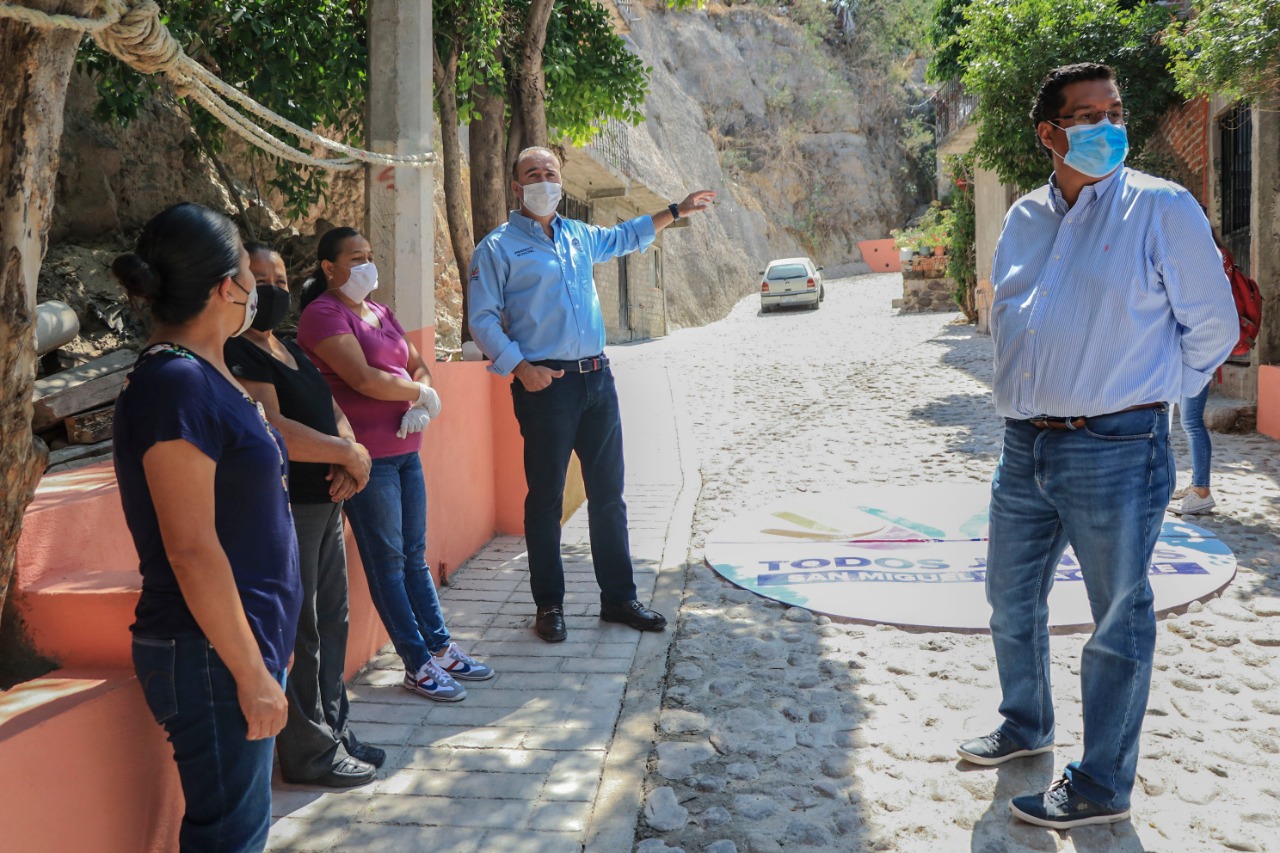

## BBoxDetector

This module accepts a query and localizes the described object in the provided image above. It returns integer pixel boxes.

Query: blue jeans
[343,451,449,672]
[1179,383,1212,488]
[986,407,1173,809]
[132,635,282,853]
[511,367,638,608]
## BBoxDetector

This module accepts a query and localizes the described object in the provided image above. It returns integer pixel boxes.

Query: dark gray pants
[276,501,364,780]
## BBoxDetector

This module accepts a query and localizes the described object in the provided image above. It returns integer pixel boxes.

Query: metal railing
[935,80,978,150]
[615,0,637,23]
[586,115,633,178]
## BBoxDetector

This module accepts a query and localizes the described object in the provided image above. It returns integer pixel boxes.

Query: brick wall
[1145,97,1210,204]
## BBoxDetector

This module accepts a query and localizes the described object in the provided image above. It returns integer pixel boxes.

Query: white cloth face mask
[231,278,259,338]
[521,181,563,217]
[339,262,379,302]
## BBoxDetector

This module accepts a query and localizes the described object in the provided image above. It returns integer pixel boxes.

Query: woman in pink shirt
[297,227,493,701]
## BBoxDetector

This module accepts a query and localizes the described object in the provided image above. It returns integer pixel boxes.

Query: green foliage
[892,200,952,251]
[927,0,972,84]
[947,0,1180,191]
[845,0,936,64]
[944,153,977,321]
[434,0,505,119]
[544,0,650,142]
[1167,0,1280,103]
[78,1,368,221]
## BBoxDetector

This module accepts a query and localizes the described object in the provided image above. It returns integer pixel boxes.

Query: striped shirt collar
[1048,166,1126,214]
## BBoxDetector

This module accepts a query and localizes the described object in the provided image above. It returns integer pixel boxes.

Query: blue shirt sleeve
[468,240,527,376]
[583,215,656,265]
[1154,191,1239,396]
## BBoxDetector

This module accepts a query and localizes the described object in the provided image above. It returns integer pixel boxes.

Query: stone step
[16,570,139,668]
[1203,394,1256,434]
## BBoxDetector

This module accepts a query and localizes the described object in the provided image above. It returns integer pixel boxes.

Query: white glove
[414,383,442,418]
[396,407,431,439]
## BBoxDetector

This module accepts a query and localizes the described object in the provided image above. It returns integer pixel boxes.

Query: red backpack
[1221,247,1262,357]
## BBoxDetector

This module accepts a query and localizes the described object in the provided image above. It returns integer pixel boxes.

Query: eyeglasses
[1054,109,1129,127]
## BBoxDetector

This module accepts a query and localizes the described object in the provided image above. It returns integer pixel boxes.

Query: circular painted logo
[703,484,1235,631]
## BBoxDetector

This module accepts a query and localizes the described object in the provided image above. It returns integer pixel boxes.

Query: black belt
[532,354,609,373]
[1025,402,1166,431]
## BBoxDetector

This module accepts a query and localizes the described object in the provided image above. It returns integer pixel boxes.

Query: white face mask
[521,181,563,218]
[339,262,378,303]
[230,277,259,338]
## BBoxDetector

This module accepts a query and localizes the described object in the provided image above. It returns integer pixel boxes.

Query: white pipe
[36,300,79,356]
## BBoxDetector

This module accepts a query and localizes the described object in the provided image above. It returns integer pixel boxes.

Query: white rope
[0,0,434,171]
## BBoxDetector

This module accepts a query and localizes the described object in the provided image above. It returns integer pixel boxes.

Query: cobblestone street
[632,274,1280,853]
[269,274,1280,852]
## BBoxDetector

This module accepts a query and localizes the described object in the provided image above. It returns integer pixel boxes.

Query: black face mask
[250,284,291,332]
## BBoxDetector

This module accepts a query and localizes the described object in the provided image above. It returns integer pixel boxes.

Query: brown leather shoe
[600,600,667,631]
[535,605,567,642]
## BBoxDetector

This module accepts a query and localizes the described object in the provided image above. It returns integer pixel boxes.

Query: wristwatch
[668,202,681,221]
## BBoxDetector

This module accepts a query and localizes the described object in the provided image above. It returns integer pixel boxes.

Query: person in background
[1171,215,1232,517]
[468,145,715,644]
[113,203,301,852]
[224,243,381,787]
[297,226,493,702]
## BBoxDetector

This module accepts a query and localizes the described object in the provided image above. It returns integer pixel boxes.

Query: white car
[760,257,824,313]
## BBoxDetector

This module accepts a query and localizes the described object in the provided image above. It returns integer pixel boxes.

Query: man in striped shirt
[955,63,1237,829]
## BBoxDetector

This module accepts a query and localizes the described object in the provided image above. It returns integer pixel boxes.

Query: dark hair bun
[112,252,162,301]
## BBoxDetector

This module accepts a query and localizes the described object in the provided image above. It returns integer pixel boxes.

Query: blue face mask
[1056,117,1129,178]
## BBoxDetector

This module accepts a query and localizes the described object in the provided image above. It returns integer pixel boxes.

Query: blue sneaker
[1009,775,1130,829]
[957,730,1054,766]
[433,642,495,681]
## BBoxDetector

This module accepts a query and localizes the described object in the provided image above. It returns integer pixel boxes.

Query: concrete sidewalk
[266,356,695,853]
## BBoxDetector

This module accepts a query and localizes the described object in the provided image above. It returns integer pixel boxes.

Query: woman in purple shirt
[297,227,492,701]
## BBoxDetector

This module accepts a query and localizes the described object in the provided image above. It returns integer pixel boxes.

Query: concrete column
[366,0,434,343]
[1252,98,1280,367]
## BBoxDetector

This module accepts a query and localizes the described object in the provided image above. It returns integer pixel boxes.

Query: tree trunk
[515,0,555,149]
[504,78,526,213]
[433,42,475,343]
[0,2,92,636]
[470,84,508,244]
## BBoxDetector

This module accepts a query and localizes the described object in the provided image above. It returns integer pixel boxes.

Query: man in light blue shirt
[955,64,1236,829]
[469,145,714,643]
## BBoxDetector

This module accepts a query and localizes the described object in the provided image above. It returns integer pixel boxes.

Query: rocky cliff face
[39,1,916,351]
[614,1,916,328]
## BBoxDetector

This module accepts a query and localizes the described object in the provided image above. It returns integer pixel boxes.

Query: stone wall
[896,268,958,314]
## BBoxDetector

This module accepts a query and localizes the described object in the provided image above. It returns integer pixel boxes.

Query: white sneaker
[402,659,467,702]
[433,642,495,681]
[1170,485,1193,501]
[1172,492,1216,516]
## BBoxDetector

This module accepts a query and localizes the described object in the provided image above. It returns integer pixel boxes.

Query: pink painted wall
[1258,365,1280,440]
[0,672,184,853]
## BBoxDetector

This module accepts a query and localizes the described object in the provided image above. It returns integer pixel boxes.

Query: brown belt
[1026,402,1166,431]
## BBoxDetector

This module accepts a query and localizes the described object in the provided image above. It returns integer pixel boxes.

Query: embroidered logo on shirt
[571,238,582,251]
[515,247,535,257]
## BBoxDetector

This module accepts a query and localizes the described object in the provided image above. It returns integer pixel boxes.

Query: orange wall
[0,672,184,853]
[1258,365,1280,440]
[858,238,903,273]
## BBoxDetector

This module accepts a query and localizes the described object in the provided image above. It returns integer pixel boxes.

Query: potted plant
[917,202,952,257]
[890,228,915,263]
